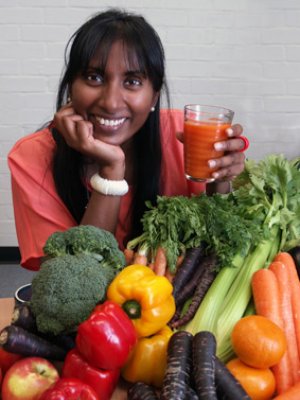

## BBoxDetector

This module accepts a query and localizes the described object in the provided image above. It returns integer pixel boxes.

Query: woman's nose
[98,82,123,112]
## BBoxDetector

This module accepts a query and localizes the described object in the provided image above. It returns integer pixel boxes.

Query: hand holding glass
[184,105,234,182]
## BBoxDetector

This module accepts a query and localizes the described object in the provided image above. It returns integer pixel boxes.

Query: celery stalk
[215,231,278,362]
[184,252,245,334]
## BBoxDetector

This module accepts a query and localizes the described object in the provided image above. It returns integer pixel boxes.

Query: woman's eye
[125,77,142,87]
[85,73,103,84]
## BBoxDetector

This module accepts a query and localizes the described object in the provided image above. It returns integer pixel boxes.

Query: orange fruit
[231,315,286,369]
[226,358,276,400]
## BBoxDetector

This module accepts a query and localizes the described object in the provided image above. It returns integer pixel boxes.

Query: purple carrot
[170,254,217,329]
[172,244,205,300]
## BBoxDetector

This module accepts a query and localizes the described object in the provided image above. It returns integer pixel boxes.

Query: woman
[8,8,246,270]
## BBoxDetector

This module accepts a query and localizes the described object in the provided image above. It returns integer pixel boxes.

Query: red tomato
[0,348,23,374]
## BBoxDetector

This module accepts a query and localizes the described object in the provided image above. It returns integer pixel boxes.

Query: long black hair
[52,8,169,244]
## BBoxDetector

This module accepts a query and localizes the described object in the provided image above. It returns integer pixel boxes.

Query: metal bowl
[14,283,32,304]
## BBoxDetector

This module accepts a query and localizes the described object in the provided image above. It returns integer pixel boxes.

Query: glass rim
[184,104,234,116]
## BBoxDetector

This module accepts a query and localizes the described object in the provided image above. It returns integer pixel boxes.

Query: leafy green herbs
[128,191,262,273]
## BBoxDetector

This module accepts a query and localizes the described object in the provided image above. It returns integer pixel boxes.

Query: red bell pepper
[62,348,119,400]
[0,347,23,374]
[39,378,99,400]
[76,300,137,370]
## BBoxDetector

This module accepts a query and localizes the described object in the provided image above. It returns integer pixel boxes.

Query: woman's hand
[53,103,125,179]
[209,123,246,181]
[177,123,247,181]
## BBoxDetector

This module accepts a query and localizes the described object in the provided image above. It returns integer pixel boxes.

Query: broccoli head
[30,254,115,335]
[43,225,125,270]
[42,230,69,258]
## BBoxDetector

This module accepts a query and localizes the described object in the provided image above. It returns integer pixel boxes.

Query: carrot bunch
[251,252,300,395]
[124,246,179,279]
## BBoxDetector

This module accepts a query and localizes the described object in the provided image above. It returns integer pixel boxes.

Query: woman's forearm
[206,180,232,196]
[80,190,121,234]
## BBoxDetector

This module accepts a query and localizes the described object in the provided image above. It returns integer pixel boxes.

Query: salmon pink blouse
[8,109,204,270]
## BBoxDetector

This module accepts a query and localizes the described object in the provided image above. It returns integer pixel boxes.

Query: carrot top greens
[128,191,261,274]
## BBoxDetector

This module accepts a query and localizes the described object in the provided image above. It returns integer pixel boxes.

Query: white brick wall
[1,0,300,246]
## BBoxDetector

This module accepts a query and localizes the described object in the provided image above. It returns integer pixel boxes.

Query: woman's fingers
[226,123,243,137]
[54,104,95,150]
[214,136,248,152]
[210,152,246,180]
[176,131,184,142]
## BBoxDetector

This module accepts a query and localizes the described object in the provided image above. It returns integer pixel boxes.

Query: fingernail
[226,127,234,137]
[214,142,224,151]
[212,171,219,179]
[208,160,217,168]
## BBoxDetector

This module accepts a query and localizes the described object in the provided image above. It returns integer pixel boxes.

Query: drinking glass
[184,104,234,182]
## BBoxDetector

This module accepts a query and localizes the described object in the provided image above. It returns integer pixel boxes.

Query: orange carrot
[164,267,175,283]
[269,260,300,386]
[251,268,284,327]
[251,268,294,393]
[273,381,300,399]
[153,247,167,276]
[133,251,148,266]
[274,252,300,381]
[124,248,134,265]
[176,254,185,269]
[148,262,155,271]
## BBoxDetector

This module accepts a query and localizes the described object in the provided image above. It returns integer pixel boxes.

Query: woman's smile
[97,117,126,127]
[92,115,127,129]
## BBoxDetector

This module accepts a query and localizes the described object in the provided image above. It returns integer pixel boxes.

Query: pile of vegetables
[0,262,177,399]
[126,154,300,362]
[1,154,300,399]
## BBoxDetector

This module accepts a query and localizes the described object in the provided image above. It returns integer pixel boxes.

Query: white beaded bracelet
[90,173,129,196]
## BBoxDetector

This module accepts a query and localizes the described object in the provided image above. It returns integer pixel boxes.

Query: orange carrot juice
[184,120,230,182]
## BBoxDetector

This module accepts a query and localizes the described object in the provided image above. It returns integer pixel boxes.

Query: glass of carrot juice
[184,104,234,182]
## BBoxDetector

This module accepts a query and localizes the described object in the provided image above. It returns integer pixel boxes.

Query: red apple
[1,357,59,400]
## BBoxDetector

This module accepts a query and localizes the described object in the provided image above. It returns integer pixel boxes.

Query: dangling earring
[150,106,155,112]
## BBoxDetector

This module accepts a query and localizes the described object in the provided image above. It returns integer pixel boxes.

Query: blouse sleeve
[8,130,76,270]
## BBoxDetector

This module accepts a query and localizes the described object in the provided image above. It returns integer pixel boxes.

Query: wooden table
[0,298,127,399]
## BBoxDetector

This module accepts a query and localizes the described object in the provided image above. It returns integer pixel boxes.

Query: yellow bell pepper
[121,325,173,388]
[106,264,175,337]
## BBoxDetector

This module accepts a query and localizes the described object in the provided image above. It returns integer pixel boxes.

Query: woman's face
[70,40,158,147]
